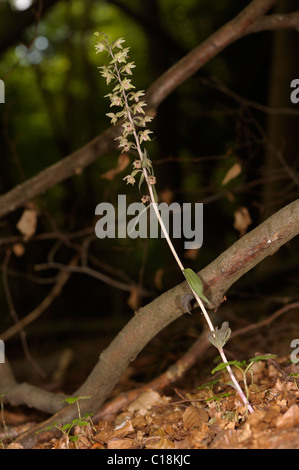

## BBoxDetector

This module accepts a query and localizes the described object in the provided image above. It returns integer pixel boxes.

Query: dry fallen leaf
[183,405,209,431]
[111,419,134,438]
[222,162,242,185]
[107,437,135,449]
[276,404,299,430]
[127,286,140,310]
[100,153,130,180]
[184,248,199,260]
[12,243,25,257]
[160,188,174,204]
[154,268,164,290]
[189,423,210,448]
[233,207,252,236]
[146,437,175,449]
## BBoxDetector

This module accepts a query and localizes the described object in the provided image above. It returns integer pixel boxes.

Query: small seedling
[37,396,94,448]
[211,354,277,402]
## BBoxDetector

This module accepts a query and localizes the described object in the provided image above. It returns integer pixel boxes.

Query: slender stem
[218,348,254,413]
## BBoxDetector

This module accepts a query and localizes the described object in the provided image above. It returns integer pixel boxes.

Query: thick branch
[0,0,59,57]
[9,198,299,447]
[0,0,285,220]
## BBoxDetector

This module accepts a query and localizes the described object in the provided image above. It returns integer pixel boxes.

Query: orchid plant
[94,32,254,414]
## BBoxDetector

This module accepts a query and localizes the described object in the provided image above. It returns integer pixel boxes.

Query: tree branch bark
[245,10,299,34]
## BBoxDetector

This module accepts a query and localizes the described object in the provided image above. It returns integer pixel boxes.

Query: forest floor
[1,300,299,449]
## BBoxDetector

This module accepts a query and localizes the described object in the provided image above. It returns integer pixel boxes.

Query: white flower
[120,62,136,75]
[119,78,135,91]
[122,121,134,135]
[129,90,145,102]
[139,129,153,143]
[147,175,156,185]
[95,42,106,53]
[110,94,123,107]
[113,38,126,49]
[133,160,141,169]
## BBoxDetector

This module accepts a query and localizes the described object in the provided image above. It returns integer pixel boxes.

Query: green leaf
[63,396,91,405]
[183,268,210,305]
[197,379,220,390]
[248,354,277,363]
[62,422,73,431]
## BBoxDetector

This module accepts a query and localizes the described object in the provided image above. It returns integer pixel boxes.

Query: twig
[0,254,79,342]
[2,250,45,377]
[230,301,299,339]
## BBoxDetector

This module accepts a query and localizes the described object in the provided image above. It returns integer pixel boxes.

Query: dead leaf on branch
[16,205,38,240]
[127,286,140,310]
[233,207,252,236]
[154,268,164,290]
[12,243,25,257]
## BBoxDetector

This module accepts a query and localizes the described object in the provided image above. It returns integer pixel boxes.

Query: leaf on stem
[183,268,210,305]
[208,321,231,349]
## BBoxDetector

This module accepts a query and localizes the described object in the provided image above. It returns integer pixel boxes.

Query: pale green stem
[104,36,253,413]
[218,348,254,413]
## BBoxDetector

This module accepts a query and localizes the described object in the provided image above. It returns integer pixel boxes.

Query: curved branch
[245,10,299,34]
